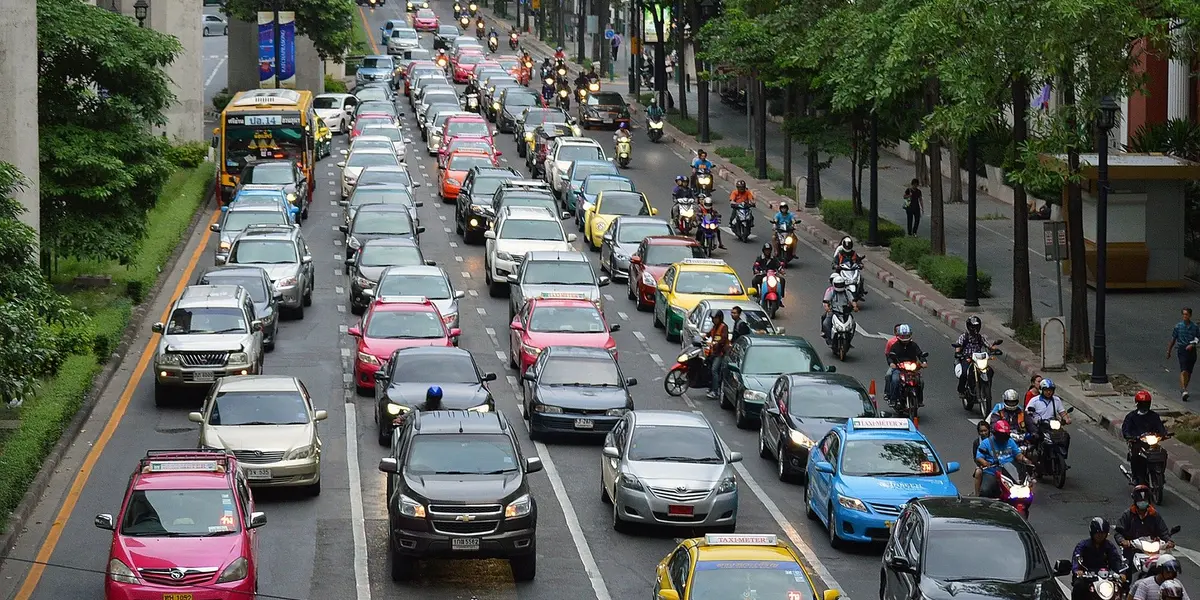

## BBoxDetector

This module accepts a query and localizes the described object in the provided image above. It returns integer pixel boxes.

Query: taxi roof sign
[144,460,225,474]
[374,295,431,305]
[704,534,778,546]
[680,258,728,266]
[850,418,914,430]
[535,292,589,300]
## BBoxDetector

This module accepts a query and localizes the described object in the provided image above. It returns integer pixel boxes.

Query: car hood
[361,337,447,359]
[789,416,849,444]
[836,474,959,505]
[160,334,247,353]
[738,374,779,394]
[405,471,523,502]
[919,578,1061,600]
[610,240,638,256]
[525,330,613,351]
[515,284,600,304]
[315,108,344,121]
[496,239,573,255]
[206,424,314,453]
[248,263,300,283]
[358,265,391,282]
[358,68,392,77]
[384,382,488,408]
[535,384,626,409]
[667,292,735,314]
[588,103,627,112]
[627,460,727,486]
[118,535,244,573]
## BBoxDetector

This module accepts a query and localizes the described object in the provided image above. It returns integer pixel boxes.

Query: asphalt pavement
[3,3,1200,600]
[204,7,229,111]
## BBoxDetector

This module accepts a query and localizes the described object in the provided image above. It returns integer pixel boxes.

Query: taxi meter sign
[681,258,727,266]
[705,534,778,546]
[851,418,911,429]
[537,292,589,300]
[146,460,222,473]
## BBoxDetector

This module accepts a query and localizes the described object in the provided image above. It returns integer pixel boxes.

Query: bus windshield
[224,124,306,174]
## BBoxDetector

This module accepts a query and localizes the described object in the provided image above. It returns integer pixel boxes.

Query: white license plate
[603,118,613,124]
[193,371,215,383]
[451,537,480,551]
[246,468,271,480]
[574,418,594,430]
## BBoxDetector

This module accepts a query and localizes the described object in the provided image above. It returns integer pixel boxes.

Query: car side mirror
[746,287,758,297]
[416,226,426,234]
[337,161,347,168]
[657,590,681,600]
[152,322,165,334]
[598,275,610,287]
[209,223,221,232]
[455,290,466,299]
[945,461,960,474]
[625,377,637,386]
[94,514,115,530]
[1171,525,1183,535]
[345,257,356,266]
[424,260,438,266]
[728,451,743,463]
[314,410,329,421]
[339,200,349,207]
[482,372,497,382]
[567,233,577,243]
[1053,559,1072,577]
[814,461,834,474]
[210,135,219,149]
[525,456,544,473]
[561,211,572,219]
[602,446,620,459]
[823,591,842,600]
[348,326,363,337]
[506,274,519,284]
[379,457,400,473]
[629,256,642,265]
[650,208,659,215]
[362,288,376,298]
[251,320,264,332]
[609,324,621,332]
[656,283,669,293]
[415,201,425,207]
[339,225,349,233]
[301,255,313,264]
[776,327,786,334]
[522,371,537,381]
[188,411,204,423]
[887,556,915,573]
[413,182,422,187]
[249,512,267,529]
[449,328,462,337]
[825,365,837,373]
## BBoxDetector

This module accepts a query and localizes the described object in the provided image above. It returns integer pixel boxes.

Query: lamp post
[1090,95,1120,385]
[134,0,148,27]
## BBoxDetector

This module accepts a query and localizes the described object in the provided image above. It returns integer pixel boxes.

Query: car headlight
[357,352,380,365]
[614,252,628,261]
[219,241,232,251]
[532,403,560,413]
[641,271,656,286]
[525,132,534,141]
[495,251,514,262]
[354,276,374,288]
[157,353,182,366]
[505,493,532,518]
[216,557,249,583]
[442,312,457,325]
[605,408,629,417]
[788,429,815,448]
[716,476,737,494]
[398,494,426,518]
[743,389,768,401]
[521,343,542,356]
[837,494,868,512]
[446,178,461,186]
[285,445,316,460]
[107,558,139,584]
[286,192,298,203]
[227,352,250,365]
[275,276,298,288]
[348,236,362,249]
[619,472,643,490]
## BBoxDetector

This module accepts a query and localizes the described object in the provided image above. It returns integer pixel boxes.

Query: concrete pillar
[228,18,323,94]
[1168,61,1189,121]
[0,0,40,234]
[148,0,204,141]
[295,34,326,94]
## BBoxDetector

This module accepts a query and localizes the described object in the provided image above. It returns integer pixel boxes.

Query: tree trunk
[915,146,928,186]
[1061,65,1091,357]
[926,79,946,255]
[782,85,793,186]
[1009,75,1034,328]
[675,3,688,121]
[652,13,666,107]
[596,0,611,75]
[948,140,963,204]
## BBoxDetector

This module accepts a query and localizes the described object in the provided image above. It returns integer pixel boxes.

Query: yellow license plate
[885,521,894,530]
[163,594,193,600]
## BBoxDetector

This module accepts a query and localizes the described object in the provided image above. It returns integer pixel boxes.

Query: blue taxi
[226,188,300,224]
[804,417,960,547]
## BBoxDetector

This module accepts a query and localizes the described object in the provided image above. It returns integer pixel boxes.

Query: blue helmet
[427,386,443,399]
[426,386,444,409]
[619,122,628,130]
[897,324,912,341]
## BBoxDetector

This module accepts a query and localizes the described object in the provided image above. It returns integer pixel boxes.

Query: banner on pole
[278,11,297,89]
[257,12,276,88]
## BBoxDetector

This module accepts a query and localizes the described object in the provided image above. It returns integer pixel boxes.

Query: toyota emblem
[253,450,263,456]
[676,486,688,493]
[169,568,185,580]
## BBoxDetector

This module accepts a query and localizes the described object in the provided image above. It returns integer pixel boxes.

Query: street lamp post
[1090,95,1120,385]
[134,0,148,27]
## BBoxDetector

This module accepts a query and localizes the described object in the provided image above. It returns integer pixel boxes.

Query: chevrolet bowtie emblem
[456,514,476,522]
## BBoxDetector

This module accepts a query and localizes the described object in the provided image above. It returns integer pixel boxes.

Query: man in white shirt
[1129,557,1187,600]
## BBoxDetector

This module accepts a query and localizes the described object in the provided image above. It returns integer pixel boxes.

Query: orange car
[495,57,529,85]
[439,151,499,201]
[438,135,498,169]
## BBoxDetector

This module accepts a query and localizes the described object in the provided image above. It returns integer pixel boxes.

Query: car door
[810,431,839,513]
[883,510,922,600]
[242,296,263,355]
[629,240,646,285]
[522,349,547,410]
[653,266,676,324]
[234,472,259,557]
[293,163,308,202]
[601,416,626,496]
[761,377,788,453]
[667,547,692,598]
[510,300,530,371]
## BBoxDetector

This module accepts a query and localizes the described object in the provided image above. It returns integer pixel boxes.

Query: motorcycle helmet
[1089,516,1111,536]
[702,197,713,209]
[1158,554,1182,575]
[650,97,658,105]
[556,46,564,52]
[779,202,789,213]
[966,315,982,334]
[1160,580,1185,600]
[736,179,747,190]
[619,122,627,130]
[896,324,912,342]
[991,419,1012,444]
[698,149,707,157]
[1132,484,1153,508]
[832,275,846,292]
[1002,389,1020,410]
[762,243,773,256]
[425,385,444,409]
[840,236,853,251]
[1039,378,1055,392]
[1135,390,1152,414]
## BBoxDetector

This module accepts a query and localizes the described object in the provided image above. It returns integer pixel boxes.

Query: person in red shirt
[1024,374,1043,407]
[885,323,902,356]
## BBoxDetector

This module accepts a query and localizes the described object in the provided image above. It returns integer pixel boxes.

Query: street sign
[604,28,615,40]
[531,0,540,8]
[1042,220,1066,261]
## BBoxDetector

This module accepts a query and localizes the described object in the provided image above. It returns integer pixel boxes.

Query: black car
[520,346,635,440]
[347,238,435,313]
[484,81,521,121]
[514,108,573,154]
[433,25,460,50]
[456,166,522,242]
[340,204,425,260]
[881,497,1069,600]
[235,160,310,218]
[371,347,497,444]
[528,123,577,175]
[194,265,281,350]
[757,372,876,483]
[718,334,833,428]
[377,410,542,581]
[578,91,631,129]
[354,165,420,192]
[497,88,542,134]
[490,180,564,219]
[340,183,422,233]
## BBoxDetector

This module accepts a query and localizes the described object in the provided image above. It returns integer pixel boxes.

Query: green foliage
[819,199,905,246]
[889,236,932,268]
[225,0,355,60]
[165,141,211,169]
[348,4,372,54]
[664,114,724,140]
[212,88,233,113]
[69,290,134,362]
[324,75,348,93]
[917,254,991,298]
[1127,118,1200,161]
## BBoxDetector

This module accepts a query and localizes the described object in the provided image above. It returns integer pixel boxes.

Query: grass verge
[715,146,785,184]
[665,114,723,141]
[351,5,373,54]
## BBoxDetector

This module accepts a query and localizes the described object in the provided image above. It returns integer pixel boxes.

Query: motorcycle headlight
[1142,540,1162,553]
[1144,435,1160,445]
[716,476,737,494]
[788,430,815,448]
[765,276,778,286]
[285,445,316,460]
[386,403,411,416]
[108,558,139,584]
[676,352,691,363]
[619,472,643,490]
[398,494,426,518]
[679,207,694,218]
[1095,581,1116,600]
[357,352,380,365]
[525,132,534,141]
[837,495,867,512]
[216,557,249,583]
[1008,485,1031,499]
[743,389,767,401]
[505,493,532,518]
[227,352,250,365]
[1049,420,1062,430]
[785,235,795,245]
[493,101,501,110]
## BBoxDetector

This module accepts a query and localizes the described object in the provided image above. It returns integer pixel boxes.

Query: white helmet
[832,275,847,291]
[1002,389,1020,409]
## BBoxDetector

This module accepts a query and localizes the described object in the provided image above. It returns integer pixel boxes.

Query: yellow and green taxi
[584,189,657,250]
[653,258,754,342]
[315,116,333,159]
[653,533,842,600]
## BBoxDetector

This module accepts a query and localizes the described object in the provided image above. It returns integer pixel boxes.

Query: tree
[224,0,354,61]
[37,0,180,268]
[0,164,88,407]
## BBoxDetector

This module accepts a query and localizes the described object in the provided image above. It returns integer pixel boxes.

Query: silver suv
[226,224,315,319]
[151,285,266,407]
[211,204,294,266]
[508,250,608,319]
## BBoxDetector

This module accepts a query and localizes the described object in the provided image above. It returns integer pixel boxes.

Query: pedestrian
[1167,307,1200,402]
[729,306,750,341]
[1025,374,1043,407]
[611,31,622,61]
[903,178,923,236]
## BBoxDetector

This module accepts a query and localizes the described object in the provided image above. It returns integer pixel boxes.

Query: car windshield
[523,262,593,285]
[393,354,477,383]
[439,25,458,34]
[361,57,393,69]
[423,92,458,105]
[598,193,648,215]
[352,140,394,153]
[743,346,822,375]
[538,357,620,386]
[120,489,241,537]
[358,169,412,187]
[222,210,290,232]
[355,212,413,235]
[347,153,399,169]
[618,223,670,244]
[674,271,743,295]
[231,240,297,264]
[529,306,605,333]
[587,92,625,106]
[572,164,617,182]
[787,383,874,419]
[351,189,413,209]
[500,219,563,241]
[498,195,556,213]
[557,145,604,162]
[209,390,309,426]
[458,54,482,65]
[627,425,722,462]
[397,28,420,38]
[361,127,403,142]
[359,245,423,267]
[243,164,293,185]
[841,439,944,477]
[446,120,489,137]
[359,102,396,115]
[365,310,445,338]
[314,96,341,109]
[505,93,538,107]
[689,561,815,600]
[356,117,394,130]
[200,274,268,303]
[378,274,452,298]
[166,307,247,335]
[406,433,519,475]
[471,176,514,198]
[449,155,493,171]
[645,244,702,265]
[356,88,390,102]
[924,528,1045,582]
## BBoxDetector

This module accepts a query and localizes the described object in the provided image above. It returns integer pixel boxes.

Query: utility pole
[576,0,587,63]
[965,135,979,306]
[867,111,880,245]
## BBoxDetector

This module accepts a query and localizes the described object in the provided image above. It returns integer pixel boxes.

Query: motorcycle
[587,79,601,94]
[615,138,632,168]
[488,34,499,52]
[835,262,866,303]
[886,351,928,419]
[953,340,1003,418]
[693,166,715,195]
[509,32,519,50]
[368,0,378,8]
[476,22,485,39]
[541,83,555,103]
[720,87,747,110]
[646,116,664,142]
[1122,433,1172,504]
[1030,407,1073,488]
[774,223,796,263]
[459,15,470,28]
[1074,570,1125,600]
[664,341,714,396]
[1121,526,1182,582]
[988,460,1035,518]
[671,197,697,236]
[730,202,754,242]
[757,269,783,319]
[829,305,855,361]
[469,1,478,15]
[698,213,719,257]
[556,87,571,110]
[575,85,588,103]
[464,92,480,112]
[555,61,568,79]
[436,55,449,72]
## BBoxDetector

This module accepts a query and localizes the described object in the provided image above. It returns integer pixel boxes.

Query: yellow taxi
[584,189,657,251]
[315,116,333,159]
[653,533,842,600]
[653,258,754,342]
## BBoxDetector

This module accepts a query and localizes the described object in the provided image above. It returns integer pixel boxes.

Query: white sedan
[314,93,358,134]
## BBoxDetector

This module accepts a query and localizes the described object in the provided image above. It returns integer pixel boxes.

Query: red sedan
[509,296,618,374]
[452,53,485,83]
[412,8,438,31]
[626,236,704,310]
[348,296,461,393]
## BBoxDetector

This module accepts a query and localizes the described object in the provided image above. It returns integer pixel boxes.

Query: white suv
[483,206,577,297]
[543,137,606,196]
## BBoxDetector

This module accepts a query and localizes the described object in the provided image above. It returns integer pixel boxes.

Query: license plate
[451,537,480,551]
[603,118,614,124]
[163,595,193,600]
[574,418,594,430]
[193,371,215,383]
[886,520,894,530]
[246,468,271,480]
[668,505,694,516]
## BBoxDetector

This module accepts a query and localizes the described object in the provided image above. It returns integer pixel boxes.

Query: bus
[213,88,317,208]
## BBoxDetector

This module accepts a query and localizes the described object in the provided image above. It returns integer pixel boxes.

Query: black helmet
[967,315,982,334]
[736,179,747,190]
[1159,555,1182,575]
[1090,516,1110,535]
[762,243,773,255]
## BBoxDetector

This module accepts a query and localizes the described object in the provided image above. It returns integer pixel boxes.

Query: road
[2,3,1199,599]
[204,6,229,112]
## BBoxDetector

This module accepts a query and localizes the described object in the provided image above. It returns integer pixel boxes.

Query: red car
[97,450,263,600]
[349,296,461,393]
[411,8,438,31]
[452,52,485,83]
[438,134,498,168]
[351,112,398,138]
[626,236,704,310]
[509,295,618,374]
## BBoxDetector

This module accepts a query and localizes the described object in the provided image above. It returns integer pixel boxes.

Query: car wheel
[387,535,415,581]
[303,285,313,307]
[777,444,794,483]
[153,382,170,408]
[735,400,752,429]
[653,307,664,329]
[377,417,391,446]
[223,26,228,35]
[718,386,732,410]
[627,278,636,301]
[804,477,817,520]
[292,302,305,320]
[827,503,844,549]
[306,479,322,497]
[510,549,537,582]
[611,490,630,533]
[203,27,210,36]
[758,421,772,459]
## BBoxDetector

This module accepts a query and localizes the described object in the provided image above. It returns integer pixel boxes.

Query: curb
[0,172,216,557]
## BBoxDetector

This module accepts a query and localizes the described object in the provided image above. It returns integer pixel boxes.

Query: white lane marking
[337,305,346,313]
[632,331,646,342]
[495,350,507,362]
[333,268,342,277]
[534,438,613,600]
[204,56,227,88]
[335,286,345,294]
[604,294,615,301]
[468,289,479,297]
[339,324,349,334]
[855,324,891,340]
[439,214,447,221]
[449,241,459,248]
[649,353,663,367]
[331,212,339,217]
[485,327,497,338]
[332,225,340,231]
[461,271,471,279]
[334,239,342,246]
[330,190,338,195]
[334,254,343,261]
[507,375,519,389]
[477,307,487,316]
[444,227,453,233]
[341,348,352,357]
[617,311,628,321]
[455,255,464,262]
[344,405,373,600]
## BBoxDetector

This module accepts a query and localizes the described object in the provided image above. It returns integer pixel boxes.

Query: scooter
[646,117,664,142]
[982,459,1034,518]
[671,197,697,236]
[836,262,866,303]
[731,202,754,242]
[698,213,719,257]
[459,15,470,28]
[615,138,632,168]
[1122,432,1172,504]
[464,92,480,112]
[468,1,478,15]
[887,351,928,420]
[1121,526,1182,582]
[488,35,499,53]
[1073,570,1125,600]
[774,223,796,263]
[953,340,1003,419]
[476,21,485,39]
[757,268,783,319]
[1031,407,1073,489]
[829,306,855,361]
[509,32,519,50]
[556,87,571,110]
[693,166,715,195]
[664,341,713,396]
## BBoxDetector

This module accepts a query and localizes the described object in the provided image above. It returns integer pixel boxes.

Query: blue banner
[257,12,275,87]
[278,11,297,89]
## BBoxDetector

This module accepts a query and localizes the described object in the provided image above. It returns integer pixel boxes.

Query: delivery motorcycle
[953,339,1003,419]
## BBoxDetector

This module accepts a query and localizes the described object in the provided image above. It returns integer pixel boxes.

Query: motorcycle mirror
[1052,560,1072,577]
[994,339,1004,345]
[1171,525,1183,535]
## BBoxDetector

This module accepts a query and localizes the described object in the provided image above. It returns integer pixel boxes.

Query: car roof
[395,346,474,361]
[234,225,296,239]
[528,297,600,309]
[360,165,411,175]
[544,345,614,360]
[645,235,700,246]
[365,54,393,60]
[412,410,508,434]
[353,135,394,144]
[246,159,294,169]
[631,410,711,428]
[370,299,440,313]
[915,497,1031,530]
[357,203,413,214]
[197,265,270,282]
[571,159,614,169]
[446,114,487,122]
[362,237,420,248]
[177,284,245,308]
[523,250,589,263]
[350,148,398,156]
[693,544,798,562]
[675,258,735,272]
[557,136,601,146]
[501,206,559,220]
[612,216,665,228]
[215,375,301,393]
[469,166,520,178]
[697,299,760,311]
[380,264,445,277]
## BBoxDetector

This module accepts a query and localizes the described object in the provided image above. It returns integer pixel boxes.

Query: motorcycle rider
[475,17,486,37]
[971,420,991,496]
[540,57,554,79]
[885,324,927,406]
[729,179,756,226]
[692,149,715,178]
[1027,378,1072,454]
[573,69,590,96]
[821,275,856,343]
[1071,517,1126,600]
[540,75,556,102]
[703,310,730,400]
[487,26,499,48]
[752,243,783,297]
[672,175,692,199]
[647,97,665,121]
[463,77,481,100]
[1144,577,1189,600]
[955,315,996,399]
[695,196,725,249]
[423,385,444,411]
[1128,557,1186,600]
[1115,485,1175,567]
[770,202,797,256]
[1122,390,1169,485]
[586,65,601,86]
[989,389,1031,435]
[975,419,1034,498]
[554,46,566,61]
[613,122,632,143]
[832,236,862,269]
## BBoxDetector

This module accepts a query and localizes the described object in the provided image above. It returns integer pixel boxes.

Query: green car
[716,335,841,428]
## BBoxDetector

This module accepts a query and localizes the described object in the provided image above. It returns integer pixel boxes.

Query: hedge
[819,200,905,246]
[324,75,348,93]
[917,254,992,298]
[124,163,215,303]
[889,236,931,269]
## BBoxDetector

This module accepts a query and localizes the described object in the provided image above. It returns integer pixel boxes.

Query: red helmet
[992,420,1011,434]
[1135,390,1152,404]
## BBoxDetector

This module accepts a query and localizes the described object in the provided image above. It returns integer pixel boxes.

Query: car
[545,137,606,195]
[412,7,438,31]
[368,265,464,328]
[338,148,401,198]
[451,36,482,53]
[509,294,619,374]
[341,204,424,262]
[371,347,496,444]
[515,107,574,156]
[456,166,522,241]
[405,0,428,10]
[94,450,266,600]
[423,107,470,148]
[345,134,397,157]
[452,52,485,83]
[603,410,739,531]
[805,417,961,546]
[483,81,521,122]
[723,336,842,429]
[352,114,399,139]
[578,90,632,129]
[354,84,394,103]
[387,26,421,54]
[484,206,579,296]
[415,89,459,125]
[584,190,656,250]
[211,204,294,265]
[494,56,525,82]
[354,99,400,123]
[234,159,310,217]
[528,123,578,175]
[188,375,327,495]
[489,180,565,222]
[341,184,422,233]
[195,266,281,351]
[880,497,1070,600]
[201,13,227,36]
[652,534,841,600]
[405,63,443,95]
[348,297,461,393]
[508,250,608,319]
[395,47,433,73]
[225,224,315,319]
[441,114,492,147]
[758,372,879,483]
[226,187,299,224]
[377,410,542,581]
[519,346,633,439]
[359,124,409,159]
[573,174,635,224]
[626,236,703,310]
[564,160,622,215]
[380,19,408,43]
[151,285,266,405]
[438,135,497,169]
[653,258,755,342]
[497,88,541,134]
[681,299,779,351]
[353,165,420,193]
[433,24,460,49]
[314,93,357,134]
[439,151,498,201]
[356,55,401,89]
[346,239,436,313]
[599,216,672,280]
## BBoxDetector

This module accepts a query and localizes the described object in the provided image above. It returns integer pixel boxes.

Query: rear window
[361,57,393,69]
[588,92,625,106]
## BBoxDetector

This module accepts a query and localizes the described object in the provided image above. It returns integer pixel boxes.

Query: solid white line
[344,406,373,600]
[204,56,226,88]
[533,438,614,600]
